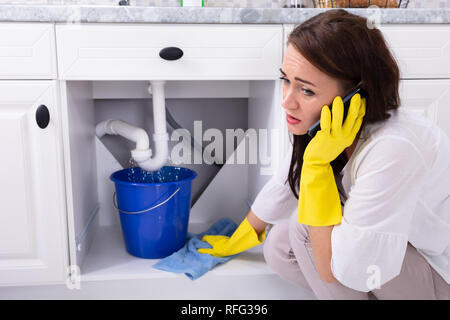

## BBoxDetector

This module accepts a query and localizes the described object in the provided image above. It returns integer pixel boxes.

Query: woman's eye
[279,77,314,96]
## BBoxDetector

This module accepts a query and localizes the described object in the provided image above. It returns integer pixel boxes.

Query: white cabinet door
[399,79,450,137]
[0,81,68,286]
[0,23,57,80]
[56,24,282,80]
[380,25,450,79]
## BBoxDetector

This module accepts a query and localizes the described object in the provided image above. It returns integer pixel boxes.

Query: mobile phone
[307,87,366,138]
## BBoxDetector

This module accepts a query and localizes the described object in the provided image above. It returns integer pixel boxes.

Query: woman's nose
[281,86,298,111]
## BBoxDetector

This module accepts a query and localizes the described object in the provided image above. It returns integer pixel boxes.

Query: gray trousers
[263,213,450,300]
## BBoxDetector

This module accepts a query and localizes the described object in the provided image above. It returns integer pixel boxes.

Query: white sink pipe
[95,80,169,172]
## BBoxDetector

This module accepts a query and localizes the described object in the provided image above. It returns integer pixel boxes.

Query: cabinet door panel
[380,25,450,79]
[0,23,57,79]
[0,81,67,286]
[56,24,282,80]
[399,79,450,137]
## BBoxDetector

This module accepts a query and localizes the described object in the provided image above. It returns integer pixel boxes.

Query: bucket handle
[113,187,180,215]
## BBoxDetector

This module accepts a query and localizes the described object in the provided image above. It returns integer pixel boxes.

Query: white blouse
[251,108,450,292]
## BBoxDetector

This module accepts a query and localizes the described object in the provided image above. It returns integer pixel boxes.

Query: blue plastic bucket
[110,166,197,259]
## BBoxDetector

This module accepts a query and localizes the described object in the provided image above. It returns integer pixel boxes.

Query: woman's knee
[263,220,314,292]
[263,222,291,269]
[288,212,310,245]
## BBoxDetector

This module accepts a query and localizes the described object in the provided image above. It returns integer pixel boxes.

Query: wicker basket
[312,0,409,8]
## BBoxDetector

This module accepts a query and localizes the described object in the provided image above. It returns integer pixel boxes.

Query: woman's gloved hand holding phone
[298,92,366,226]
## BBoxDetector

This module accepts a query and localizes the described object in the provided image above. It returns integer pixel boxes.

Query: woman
[198,9,450,300]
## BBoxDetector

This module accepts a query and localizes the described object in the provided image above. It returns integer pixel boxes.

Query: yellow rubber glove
[197,218,265,257]
[298,93,366,226]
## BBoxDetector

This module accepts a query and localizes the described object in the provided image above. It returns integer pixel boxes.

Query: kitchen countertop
[0,5,449,24]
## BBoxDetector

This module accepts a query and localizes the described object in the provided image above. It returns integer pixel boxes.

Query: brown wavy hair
[286,9,401,199]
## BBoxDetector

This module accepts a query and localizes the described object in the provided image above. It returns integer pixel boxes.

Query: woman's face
[280,44,344,135]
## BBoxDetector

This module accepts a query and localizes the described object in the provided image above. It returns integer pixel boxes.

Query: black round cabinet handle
[36,105,50,129]
[159,47,184,61]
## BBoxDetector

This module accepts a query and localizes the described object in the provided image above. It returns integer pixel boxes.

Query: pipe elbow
[95,119,114,138]
[132,127,150,150]
[96,120,151,159]
[97,81,169,173]
[137,134,169,172]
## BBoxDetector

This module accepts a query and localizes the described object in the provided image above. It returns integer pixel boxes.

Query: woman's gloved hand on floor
[298,93,366,226]
[197,217,265,257]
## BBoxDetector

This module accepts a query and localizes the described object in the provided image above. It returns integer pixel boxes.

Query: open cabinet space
[55,79,311,298]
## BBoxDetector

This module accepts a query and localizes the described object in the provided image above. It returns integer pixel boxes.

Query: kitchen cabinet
[0,81,68,286]
[0,22,68,287]
[0,22,299,298]
[55,24,294,298]
[365,25,450,132]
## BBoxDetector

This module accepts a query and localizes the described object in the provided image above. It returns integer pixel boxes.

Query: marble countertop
[0,5,449,24]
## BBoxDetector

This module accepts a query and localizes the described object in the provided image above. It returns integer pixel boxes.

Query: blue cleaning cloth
[152,218,238,280]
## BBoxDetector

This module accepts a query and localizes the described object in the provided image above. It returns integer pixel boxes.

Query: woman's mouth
[286,113,302,125]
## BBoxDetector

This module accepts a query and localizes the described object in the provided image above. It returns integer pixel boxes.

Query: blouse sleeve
[330,137,428,292]
[250,144,298,224]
